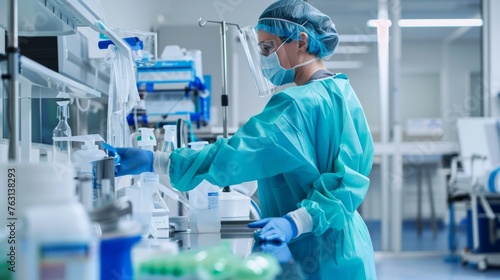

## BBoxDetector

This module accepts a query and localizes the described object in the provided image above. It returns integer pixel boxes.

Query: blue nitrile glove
[113,147,153,176]
[248,216,298,243]
[252,241,294,263]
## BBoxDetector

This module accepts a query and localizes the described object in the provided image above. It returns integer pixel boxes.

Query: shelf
[0,0,105,36]
[19,56,101,99]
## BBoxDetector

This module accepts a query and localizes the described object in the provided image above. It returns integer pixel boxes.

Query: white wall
[150,0,275,27]
[100,0,157,31]
[341,40,480,142]
[485,0,500,117]
[356,39,481,221]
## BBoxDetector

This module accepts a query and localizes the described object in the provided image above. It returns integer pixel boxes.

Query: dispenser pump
[130,128,157,151]
[53,134,105,150]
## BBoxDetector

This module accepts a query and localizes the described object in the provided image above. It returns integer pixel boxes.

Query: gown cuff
[153,151,171,174]
[287,207,313,237]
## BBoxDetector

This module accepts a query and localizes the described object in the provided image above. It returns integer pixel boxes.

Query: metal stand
[198,18,240,139]
[6,0,19,162]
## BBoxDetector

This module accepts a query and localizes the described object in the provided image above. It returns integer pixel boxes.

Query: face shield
[239,26,278,97]
[239,23,318,96]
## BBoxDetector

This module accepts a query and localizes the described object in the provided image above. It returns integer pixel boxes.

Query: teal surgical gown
[169,74,376,279]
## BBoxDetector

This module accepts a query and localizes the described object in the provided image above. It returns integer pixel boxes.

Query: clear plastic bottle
[188,141,221,233]
[52,101,72,164]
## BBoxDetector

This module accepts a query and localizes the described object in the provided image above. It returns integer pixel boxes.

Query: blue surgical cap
[256,0,339,59]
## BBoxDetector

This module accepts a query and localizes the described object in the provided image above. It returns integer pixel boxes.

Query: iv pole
[198,18,240,139]
[6,0,19,162]
[198,18,241,192]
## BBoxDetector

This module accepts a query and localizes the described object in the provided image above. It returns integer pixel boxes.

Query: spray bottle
[162,125,177,153]
[52,135,107,210]
[188,141,221,233]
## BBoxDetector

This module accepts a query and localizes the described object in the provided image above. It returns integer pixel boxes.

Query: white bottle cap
[189,141,209,151]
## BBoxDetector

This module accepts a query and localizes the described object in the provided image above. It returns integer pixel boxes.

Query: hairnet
[256,0,339,59]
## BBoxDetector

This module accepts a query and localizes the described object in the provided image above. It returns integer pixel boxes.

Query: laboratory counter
[133,230,305,280]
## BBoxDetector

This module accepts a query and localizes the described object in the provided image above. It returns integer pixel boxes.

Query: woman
[116,0,376,278]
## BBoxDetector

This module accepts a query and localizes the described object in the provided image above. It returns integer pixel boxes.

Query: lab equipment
[188,141,221,233]
[92,157,116,208]
[248,217,297,243]
[134,46,211,127]
[52,134,107,210]
[3,163,98,280]
[89,197,142,280]
[0,0,106,36]
[256,0,339,59]
[447,117,500,271]
[52,101,72,164]
[167,74,376,278]
[18,32,110,95]
[99,28,158,66]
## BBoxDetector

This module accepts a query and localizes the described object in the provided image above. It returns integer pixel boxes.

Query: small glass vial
[52,101,72,164]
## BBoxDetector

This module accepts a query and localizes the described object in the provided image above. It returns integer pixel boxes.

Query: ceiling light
[339,34,378,43]
[336,45,371,54]
[323,61,363,69]
[399,19,483,27]
[367,19,392,28]
[367,18,483,28]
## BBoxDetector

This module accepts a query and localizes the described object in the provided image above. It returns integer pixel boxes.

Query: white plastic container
[219,187,251,220]
[18,203,98,280]
[0,163,98,280]
[188,142,221,233]
[52,135,107,210]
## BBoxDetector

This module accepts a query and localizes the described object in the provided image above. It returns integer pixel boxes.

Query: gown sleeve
[167,93,309,192]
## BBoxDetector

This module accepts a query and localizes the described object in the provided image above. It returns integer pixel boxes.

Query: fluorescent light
[398,19,483,27]
[367,19,392,28]
[336,45,371,54]
[324,61,363,69]
[339,34,378,43]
